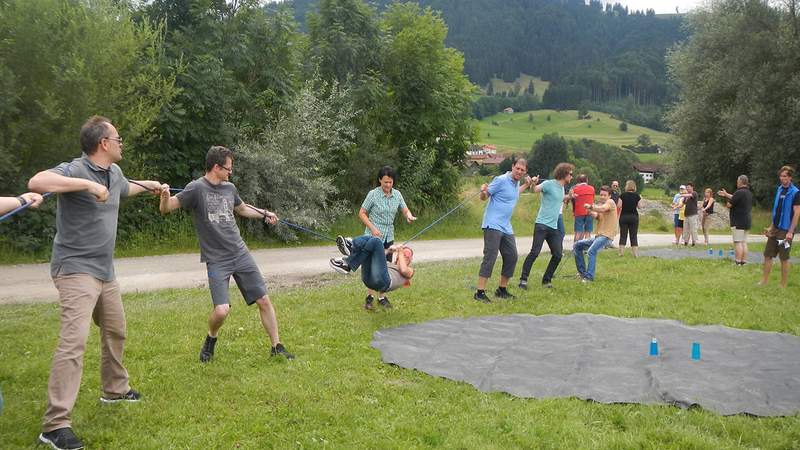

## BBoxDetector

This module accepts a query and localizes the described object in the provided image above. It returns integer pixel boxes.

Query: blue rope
[0,192,54,223]
[402,189,483,246]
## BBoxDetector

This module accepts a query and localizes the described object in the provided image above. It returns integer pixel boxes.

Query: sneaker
[100,389,141,403]
[336,235,353,256]
[473,291,491,303]
[378,296,392,308]
[329,257,351,274]
[39,427,84,450]
[494,288,515,299]
[270,343,295,360]
[363,294,375,310]
[542,282,554,289]
[199,335,217,363]
[581,277,593,283]
[517,279,528,290]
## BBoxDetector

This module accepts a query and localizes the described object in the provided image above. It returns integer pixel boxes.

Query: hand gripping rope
[0,192,54,223]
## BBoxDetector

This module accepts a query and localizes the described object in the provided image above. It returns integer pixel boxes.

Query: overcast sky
[614,0,706,14]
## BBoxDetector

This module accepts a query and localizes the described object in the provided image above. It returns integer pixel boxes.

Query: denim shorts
[574,215,594,232]
[673,215,684,228]
[206,252,268,306]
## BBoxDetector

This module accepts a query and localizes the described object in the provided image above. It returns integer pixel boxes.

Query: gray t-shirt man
[49,154,130,281]
[177,177,248,263]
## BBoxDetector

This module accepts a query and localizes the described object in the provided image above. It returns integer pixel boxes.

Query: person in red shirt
[569,174,595,243]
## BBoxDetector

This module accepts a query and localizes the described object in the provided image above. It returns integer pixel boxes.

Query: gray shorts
[206,252,268,306]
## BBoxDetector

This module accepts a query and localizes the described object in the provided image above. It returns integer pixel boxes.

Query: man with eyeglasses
[518,162,574,289]
[159,146,294,364]
[28,115,164,450]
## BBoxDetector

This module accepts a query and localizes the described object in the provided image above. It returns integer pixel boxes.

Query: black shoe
[518,279,528,290]
[270,343,295,360]
[494,288,515,299]
[100,389,141,403]
[336,235,353,256]
[39,427,84,450]
[364,294,375,310]
[473,291,491,303]
[329,257,351,274]
[378,296,392,308]
[199,335,217,363]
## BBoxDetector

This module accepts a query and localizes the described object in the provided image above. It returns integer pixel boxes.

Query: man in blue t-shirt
[474,158,533,303]
[760,165,800,288]
[519,162,574,289]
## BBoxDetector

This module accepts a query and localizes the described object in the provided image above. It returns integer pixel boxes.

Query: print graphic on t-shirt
[205,192,235,223]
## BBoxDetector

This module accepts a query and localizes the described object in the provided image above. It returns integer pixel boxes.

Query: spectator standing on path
[759,166,800,288]
[358,166,416,310]
[574,185,619,282]
[671,185,686,245]
[618,180,642,257]
[569,174,595,243]
[28,116,164,450]
[681,183,700,246]
[518,162,574,290]
[159,146,294,363]
[610,180,622,216]
[0,192,44,215]
[701,188,716,246]
[718,175,753,266]
[474,158,533,303]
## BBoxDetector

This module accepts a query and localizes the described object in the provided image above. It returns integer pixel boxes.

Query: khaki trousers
[682,214,699,244]
[42,274,130,432]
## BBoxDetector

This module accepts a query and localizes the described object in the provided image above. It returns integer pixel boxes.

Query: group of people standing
[0,114,798,450]
[671,183,717,247]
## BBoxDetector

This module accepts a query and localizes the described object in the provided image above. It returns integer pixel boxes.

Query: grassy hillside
[486,73,550,96]
[474,109,671,153]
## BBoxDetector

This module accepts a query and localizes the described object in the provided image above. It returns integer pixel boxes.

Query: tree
[528,133,568,177]
[528,112,534,122]
[636,134,651,147]
[619,122,628,131]
[486,82,494,96]
[666,0,800,202]
[527,79,536,95]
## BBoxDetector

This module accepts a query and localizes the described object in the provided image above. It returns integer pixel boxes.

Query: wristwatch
[16,196,27,207]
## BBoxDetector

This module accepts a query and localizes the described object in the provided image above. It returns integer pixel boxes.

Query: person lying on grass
[329,235,414,310]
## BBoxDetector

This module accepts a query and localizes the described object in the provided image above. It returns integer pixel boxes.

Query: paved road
[0,234,758,304]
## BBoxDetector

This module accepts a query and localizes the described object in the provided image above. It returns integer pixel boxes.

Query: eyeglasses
[220,165,232,173]
[104,136,123,144]
[568,172,573,176]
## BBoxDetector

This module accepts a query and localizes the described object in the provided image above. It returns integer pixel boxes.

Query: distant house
[503,107,514,114]
[465,149,506,171]
[466,144,497,157]
[632,162,662,184]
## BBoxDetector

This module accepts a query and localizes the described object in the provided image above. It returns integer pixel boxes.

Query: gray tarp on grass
[371,314,800,416]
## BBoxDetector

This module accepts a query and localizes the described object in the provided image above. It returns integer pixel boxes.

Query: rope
[0,192,54,223]
[402,189,483,246]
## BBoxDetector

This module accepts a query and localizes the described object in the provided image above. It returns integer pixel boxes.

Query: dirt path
[0,234,759,304]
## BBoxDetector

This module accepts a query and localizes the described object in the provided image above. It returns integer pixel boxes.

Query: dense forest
[286,0,686,113]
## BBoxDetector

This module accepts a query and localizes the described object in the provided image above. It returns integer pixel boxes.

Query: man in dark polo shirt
[159,146,294,363]
[680,182,700,246]
[718,175,753,266]
[28,116,164,450]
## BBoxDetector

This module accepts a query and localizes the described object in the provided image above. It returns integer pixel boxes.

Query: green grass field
[1,247,799,448]
[475,109,671,153]
[486,73,550,96]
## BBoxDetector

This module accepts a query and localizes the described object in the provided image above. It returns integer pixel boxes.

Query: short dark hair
[377,166,395,182]
[778,165,794,177]
[80,115,111,155]
[686,182,694,188]
[205,146,233,172]
[553,162,574,180]
[600,185,612,194]
[513,158,527,168]
[577,173,588,183]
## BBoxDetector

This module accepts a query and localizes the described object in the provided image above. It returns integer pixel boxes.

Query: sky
[614,0,706,14]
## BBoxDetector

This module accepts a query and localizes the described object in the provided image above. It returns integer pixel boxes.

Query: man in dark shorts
[760,166,800,288]
[160,146,294,362]
[29,116,164,450]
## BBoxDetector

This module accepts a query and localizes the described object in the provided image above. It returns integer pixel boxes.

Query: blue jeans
[573,235,611,281]
[347,236,391,292]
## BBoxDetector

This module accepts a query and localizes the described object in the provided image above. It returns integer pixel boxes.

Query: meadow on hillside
[474,109,671,152]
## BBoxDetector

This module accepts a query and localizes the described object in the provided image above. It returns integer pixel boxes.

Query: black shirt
[772,185,800,228]
[620,192,641,215]
[729,187,753,230]
[683,191,699,216]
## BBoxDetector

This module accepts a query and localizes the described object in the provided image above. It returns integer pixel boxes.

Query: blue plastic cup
[729,249,735,257]
[650,338,658,356]
[718,249,724,257]
[691,342,701,360]
[707,248,713,255]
